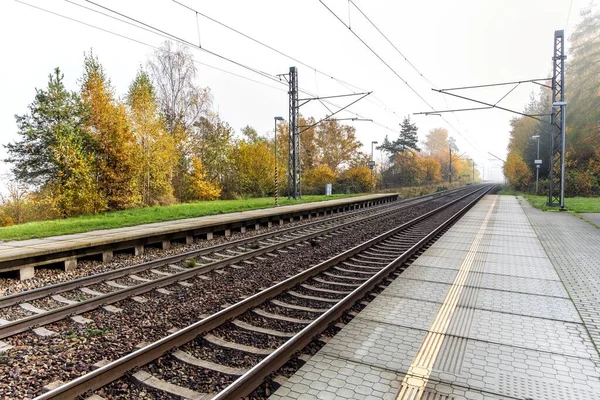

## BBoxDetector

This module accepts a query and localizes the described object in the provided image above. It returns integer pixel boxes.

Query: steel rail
[0,187,473,339]
[214,185,494,399]
[0,188,467,310]
[34,185,492,400]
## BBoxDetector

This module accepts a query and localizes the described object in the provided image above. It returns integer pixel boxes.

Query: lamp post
[532,134,541,194]
[274,116,284,206]
[369,141,378,191]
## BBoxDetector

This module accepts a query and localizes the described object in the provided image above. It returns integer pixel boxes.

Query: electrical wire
[18,0,397,135]
[172,0,402,121]
[77,0,400,134]
[16,0,287,93]
[345,0,489,158]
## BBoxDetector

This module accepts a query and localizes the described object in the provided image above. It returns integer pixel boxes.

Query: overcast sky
[0,0,589,183]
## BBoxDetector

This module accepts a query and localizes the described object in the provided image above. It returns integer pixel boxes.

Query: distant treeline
[1,42,477,226]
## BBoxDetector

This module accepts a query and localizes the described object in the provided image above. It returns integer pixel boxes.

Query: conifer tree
[5,68,99,217]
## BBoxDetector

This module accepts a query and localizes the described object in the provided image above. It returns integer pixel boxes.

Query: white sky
[0,0,589,183]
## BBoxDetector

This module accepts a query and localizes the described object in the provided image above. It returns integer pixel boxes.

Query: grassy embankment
[498,189,600,213]
[0,194,363,241]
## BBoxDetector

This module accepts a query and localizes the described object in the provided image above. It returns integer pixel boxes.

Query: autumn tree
[566,6,600,161]
[314,120,362,172]
[189,157,221,200]
[420,156,442,184]
[82,53,141,210]
[424,128,448,156]
[190,113,235,198]
[504,152,533,190]
[381,150,425,187]
[336,165,374,192]
[231,139,276,197]
[303,164,336,191]
[127,69,177,206]
[147,41,212,200]
[5,68,99,217]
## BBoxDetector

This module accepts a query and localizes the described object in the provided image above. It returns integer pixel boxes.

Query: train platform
[0,193,397,280]
[271,194,600,400]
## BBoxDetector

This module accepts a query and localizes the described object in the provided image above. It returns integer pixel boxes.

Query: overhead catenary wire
[17,0,397,136]
[171,0,402,121]
[320,0,488,158]
[18,0,287,93]
[346,0,493,159]
[79,0,400,131]
[345,0,489,158]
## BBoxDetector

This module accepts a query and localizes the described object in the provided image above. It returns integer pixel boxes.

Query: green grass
[498,190,600,213]
[0,194,362,241]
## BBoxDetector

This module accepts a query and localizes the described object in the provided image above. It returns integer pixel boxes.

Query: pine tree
[377,116,420,155]
[397,116,420,152]
[5,68,99,217]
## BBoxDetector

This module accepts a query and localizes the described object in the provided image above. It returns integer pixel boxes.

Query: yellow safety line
[396,196,498,400]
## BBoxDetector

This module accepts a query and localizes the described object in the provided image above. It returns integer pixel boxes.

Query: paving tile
[271,195,600,400]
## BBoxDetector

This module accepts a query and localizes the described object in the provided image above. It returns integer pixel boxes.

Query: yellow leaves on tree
[504,152,533,190]
[50,134,99,217]
[231,140,276,197]
[82,53,141,210]
[337,165,374,192]
[315,120,362,172]
[303,164,336,190]
[420,156,442,184]
[190,158,221,200]
[128,70,177,206]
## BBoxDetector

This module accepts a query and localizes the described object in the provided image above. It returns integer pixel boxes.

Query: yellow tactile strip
[396,197,498,400]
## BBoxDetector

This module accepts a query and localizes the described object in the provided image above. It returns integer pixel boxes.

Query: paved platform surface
[271,195,600,400]
[580,213,600,228]
[0,194,394,267]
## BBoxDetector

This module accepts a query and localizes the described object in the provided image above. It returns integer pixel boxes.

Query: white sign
[325,183,332,196]
[534,159,543,165]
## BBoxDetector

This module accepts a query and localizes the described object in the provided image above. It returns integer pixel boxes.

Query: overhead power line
[320,0,487,157]
[172,0,402,121]
[79,0,400,134]
[17,0,397,135]
[83,0,281,85]
[16,0,286,92]
[345,0,490,158]
[319,0,435,110]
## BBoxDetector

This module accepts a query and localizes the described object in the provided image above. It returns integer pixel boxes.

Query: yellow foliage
[420,156,442,183]
[303,165,336,189]
[128,70,177,206]
[82,54,142,210]
[338,165,374,192]
[231,140,275,197]
[190,158,221,200]
[504,152,533,190]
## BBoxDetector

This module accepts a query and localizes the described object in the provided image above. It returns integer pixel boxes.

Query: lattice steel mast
[287,67,300,199]
[548,30,566,208]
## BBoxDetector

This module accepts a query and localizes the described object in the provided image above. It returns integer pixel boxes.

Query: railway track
[0,187,472,341]
[34,184,494,400]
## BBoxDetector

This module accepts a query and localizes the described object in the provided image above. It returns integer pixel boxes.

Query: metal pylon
[288,66,300,199]
[548,30,566,207]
